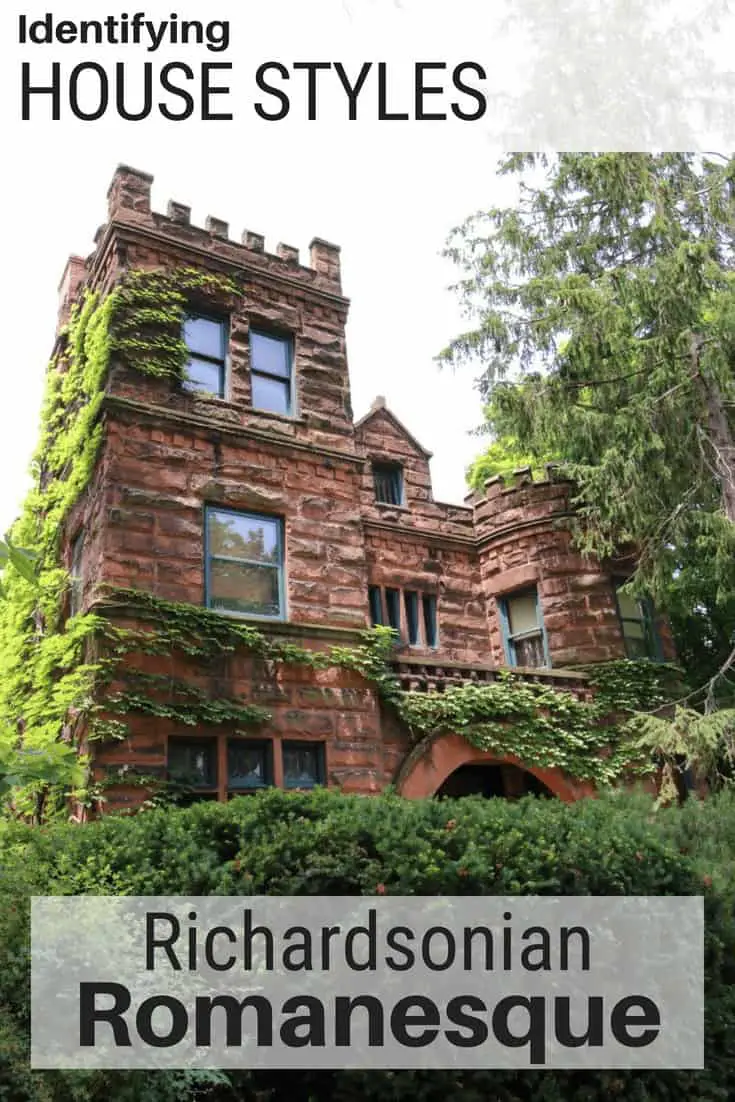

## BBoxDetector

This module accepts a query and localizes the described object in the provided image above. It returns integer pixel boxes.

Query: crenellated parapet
[103,164,343,293]
[472,464,574,547]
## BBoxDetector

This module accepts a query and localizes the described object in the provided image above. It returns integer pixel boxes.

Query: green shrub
[1,790,733,1101]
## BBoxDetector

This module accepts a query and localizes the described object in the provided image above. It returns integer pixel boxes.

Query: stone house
[48,165,675,813]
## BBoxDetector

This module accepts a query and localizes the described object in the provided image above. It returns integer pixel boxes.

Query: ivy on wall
[0,266,680,817]
[0,268,242,815]
[396,664,681,785]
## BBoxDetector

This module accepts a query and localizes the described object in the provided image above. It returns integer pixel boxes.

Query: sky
[1,0,732,533]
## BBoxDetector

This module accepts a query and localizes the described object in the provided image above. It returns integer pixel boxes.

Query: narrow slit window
[368,585,383,626]
[372,463,404,506]
[69,531,84,617]
[182,314,227,397]
[404,591,419,645]
[385,588,401,632]
[422,594,438,648]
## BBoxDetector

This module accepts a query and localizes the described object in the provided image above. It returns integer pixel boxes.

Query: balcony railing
[390,654,592,700]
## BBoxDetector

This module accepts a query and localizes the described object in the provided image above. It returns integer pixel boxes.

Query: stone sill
[256,619,364,645]
[247,408,307,429]
[189,393,308,430]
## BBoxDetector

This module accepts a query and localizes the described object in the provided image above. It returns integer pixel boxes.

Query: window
[228,740,272,791]
[166,736,326,801]
[373,463,404,505]
[422,595,438,648]
[182,314,227,397]
[499,588,549,668]
[368,585,383,626]
[615,583,662,660]
[69,531,84,617]
[250,330,293,415]
[168,737,218,793]
[205,508,285,620]
[283,742,325,789]
[404,591,419,645]
[367,584,438,648]
[385,588,401,632]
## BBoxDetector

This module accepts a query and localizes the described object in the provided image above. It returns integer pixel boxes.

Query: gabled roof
[354,396,433,459]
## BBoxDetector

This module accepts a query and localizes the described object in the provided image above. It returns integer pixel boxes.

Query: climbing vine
[0,267,243,812]
[393,665,678,786]
[0,264,682,817]
[108,267,241,381]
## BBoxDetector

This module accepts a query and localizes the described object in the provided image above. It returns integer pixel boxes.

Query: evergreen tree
[441,152,735,783]
[442,153,735,591]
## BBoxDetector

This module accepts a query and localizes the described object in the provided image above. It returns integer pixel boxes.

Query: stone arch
[395,732,594,803]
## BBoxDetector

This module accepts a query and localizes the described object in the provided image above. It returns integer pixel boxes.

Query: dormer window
[182,314,227,397]
[250,330,293,415]
[373,462,404,505]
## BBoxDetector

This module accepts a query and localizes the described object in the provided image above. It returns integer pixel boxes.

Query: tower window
[404,590,419,645]
[499,588,549,668]
[250,330,294,416]
[182,314,227,397]
[373,463,404,505]
[385,588,401,632]
[368,585,383,626]
[615,583,662,660]
[367,585,438,648]
[205,507,285,620]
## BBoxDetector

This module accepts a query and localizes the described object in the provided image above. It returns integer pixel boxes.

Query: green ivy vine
[394,666,678,785]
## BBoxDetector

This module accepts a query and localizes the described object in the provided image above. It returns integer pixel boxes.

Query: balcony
[390,654,592,700]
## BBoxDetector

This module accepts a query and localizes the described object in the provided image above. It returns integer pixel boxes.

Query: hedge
[1,788,734,1101]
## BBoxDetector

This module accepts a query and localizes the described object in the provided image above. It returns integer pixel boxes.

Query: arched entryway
[395,732,594,803]
[436,762,554,799]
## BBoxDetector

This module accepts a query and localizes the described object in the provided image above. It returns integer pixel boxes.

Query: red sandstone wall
[86,626,387,812]
[52,166,676,813]
[473,472,676,667]
[95,413,370,629]
[355,403,489,664]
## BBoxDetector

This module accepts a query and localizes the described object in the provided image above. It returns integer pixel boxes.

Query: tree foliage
[441,152,735,779]
[441,152,735,579]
